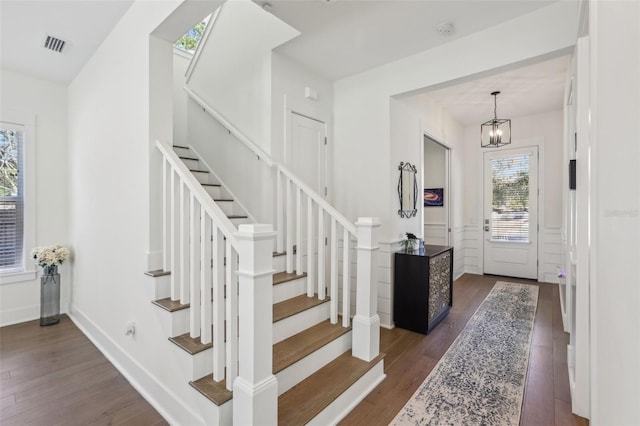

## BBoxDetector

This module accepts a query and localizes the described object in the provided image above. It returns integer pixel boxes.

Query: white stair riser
[276,331,352,396]
[308,360,385,426]
[272,255,287,272]
[169,343,213,381]
[203,185,223,199]
[192,385,232,425]
[180,158,200,169]
[216,200,243,217]
[145,274,171,300]
[173,146,191,157]
[273,277,307,304]
[273,302,330,344]
[154,307,190,338]
[192,170,212,185]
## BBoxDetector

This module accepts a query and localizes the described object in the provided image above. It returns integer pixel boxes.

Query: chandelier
[481,91,511,148]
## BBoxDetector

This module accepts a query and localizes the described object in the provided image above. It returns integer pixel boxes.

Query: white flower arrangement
[32,244,70,270]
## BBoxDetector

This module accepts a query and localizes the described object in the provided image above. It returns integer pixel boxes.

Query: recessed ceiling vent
[43,35,67,53]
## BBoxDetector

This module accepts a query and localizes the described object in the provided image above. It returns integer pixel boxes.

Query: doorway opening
[423,135,451,246]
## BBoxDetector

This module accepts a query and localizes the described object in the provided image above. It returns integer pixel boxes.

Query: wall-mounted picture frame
[424,188,444,207]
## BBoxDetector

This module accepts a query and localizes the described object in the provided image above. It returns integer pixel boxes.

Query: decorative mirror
[398,162,418,218]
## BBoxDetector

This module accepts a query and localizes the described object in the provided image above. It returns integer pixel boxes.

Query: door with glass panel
[483,147,538,279]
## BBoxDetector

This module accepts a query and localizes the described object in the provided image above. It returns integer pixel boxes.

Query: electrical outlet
[124,321,136,336]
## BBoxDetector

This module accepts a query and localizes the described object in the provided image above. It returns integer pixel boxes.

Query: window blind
[490,155,530,242]
[0,124,24,272]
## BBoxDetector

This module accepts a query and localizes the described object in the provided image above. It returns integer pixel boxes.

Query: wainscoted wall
[377,241,397,329]
[540,227,563,283]
[453,226,464,279]
[423,223,447,246]
[463,225,483,275]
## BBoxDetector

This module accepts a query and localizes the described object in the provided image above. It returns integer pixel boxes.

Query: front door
[483,146,538,279]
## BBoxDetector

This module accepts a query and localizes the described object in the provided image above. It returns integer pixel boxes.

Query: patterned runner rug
[391,281,539,426]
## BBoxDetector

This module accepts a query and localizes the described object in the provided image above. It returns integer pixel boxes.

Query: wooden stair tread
[273,319,350,374]
[273,271,307,286]
[151,297,189,312]
[144,269,170,277]
[227,215,248,219]
[189,376,233,406]
[278,351,385,425]
[213,198,234,202]
[273,294,329,323]
[173,144,188,149]
[179,155,198,161]
[169,332,213,355]
[189,169,209,173]
[201,183,220,187]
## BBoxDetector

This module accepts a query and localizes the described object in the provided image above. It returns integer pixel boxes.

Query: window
[0,112,35,283]
[490,155,530,242]
[174,15,211,53]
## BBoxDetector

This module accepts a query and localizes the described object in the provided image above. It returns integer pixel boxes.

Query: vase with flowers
[402,232,418,252]
[32,244,70,325]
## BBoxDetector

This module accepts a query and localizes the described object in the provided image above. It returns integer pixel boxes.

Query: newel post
[233,224,278,425]
[352,217,381,362]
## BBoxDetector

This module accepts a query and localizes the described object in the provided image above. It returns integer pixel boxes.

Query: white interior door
[288,112,327,197]
[483,146,538,279]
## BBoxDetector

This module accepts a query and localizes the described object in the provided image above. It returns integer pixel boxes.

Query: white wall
[172,49,191,145]
[66,2,219,424]
[589,1,640,424]
[0,70,68,326]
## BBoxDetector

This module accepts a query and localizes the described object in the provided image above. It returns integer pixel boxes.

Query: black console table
[394,245,453,334]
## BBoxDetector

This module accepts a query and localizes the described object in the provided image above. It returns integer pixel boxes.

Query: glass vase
[40,265,60,326]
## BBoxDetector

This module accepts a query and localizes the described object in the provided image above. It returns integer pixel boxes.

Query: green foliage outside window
[0,129,18,197]
[174,21,207,53]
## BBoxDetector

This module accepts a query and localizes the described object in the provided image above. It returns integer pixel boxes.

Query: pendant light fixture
[481,91,511,148]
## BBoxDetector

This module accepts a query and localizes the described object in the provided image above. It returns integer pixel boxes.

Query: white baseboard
[0,304,39,327]
[68,305,204,426]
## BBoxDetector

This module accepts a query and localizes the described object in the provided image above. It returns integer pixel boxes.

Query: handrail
[276,166,357,237]
[184,86,357,237]
[184,86,274,167]
[156,140,239,247]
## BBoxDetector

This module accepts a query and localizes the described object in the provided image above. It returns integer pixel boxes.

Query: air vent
[43,35,67,53]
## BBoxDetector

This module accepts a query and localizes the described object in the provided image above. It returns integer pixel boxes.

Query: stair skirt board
[273,276,307,304]
[307,359,385,426]
[273,302,331,344]
[168,342,213,382]
[276,331,352,396]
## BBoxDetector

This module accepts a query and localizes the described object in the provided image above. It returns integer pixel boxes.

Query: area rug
[391,281,539,426]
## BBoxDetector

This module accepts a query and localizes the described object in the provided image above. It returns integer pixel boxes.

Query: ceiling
[0,0,134,84]
[267,0,556,81]
[399,54,571,126]
[0,0,569,120]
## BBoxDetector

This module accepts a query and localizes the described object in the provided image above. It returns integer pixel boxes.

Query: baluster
[276,170,284,254]
[296,186,302,275]
[342,229,351,327]
[180,182,190,304]
[212,227,225,381]
[286,178,293,273]
[317,206,325,300]
[330,219,338,324]
[162,158,170,272]
[200,208,212,344]
[190,195,201,338]
[306,197,314,297]
[170,170,180,301]
[225,242,238,390]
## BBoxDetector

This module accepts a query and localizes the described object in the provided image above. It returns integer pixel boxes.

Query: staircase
[148,144,385,424]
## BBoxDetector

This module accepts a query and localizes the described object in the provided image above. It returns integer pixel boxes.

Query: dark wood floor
[341,273,589,426]
[0,274,588,425]
[0,315,167,426]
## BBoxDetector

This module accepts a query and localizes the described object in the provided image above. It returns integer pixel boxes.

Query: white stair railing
[158,140,274,392]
